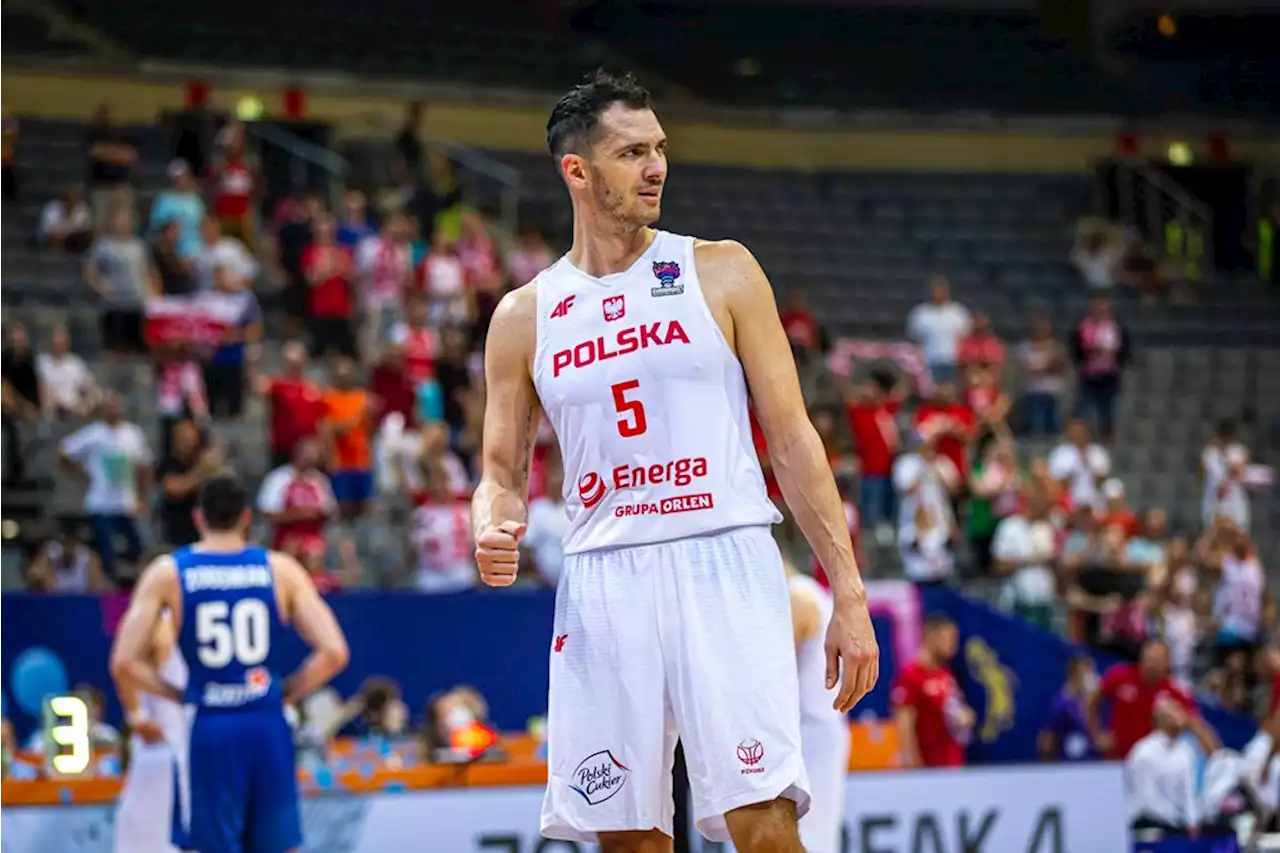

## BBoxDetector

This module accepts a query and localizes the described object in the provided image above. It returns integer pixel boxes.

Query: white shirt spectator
[906,301,971,366]
[1214,551,1265,642]
[61,420,152,515]
[1047,441,1111,511]
[892,452,958,535]
[1202,442,1250,531]
[420,252,469,325]
[411,500,475,594]
[525,495,569,584]
[1126,731,1200,829]
[355,235,412,311]
[36,351,95,413]
[901,526,954,582]
[1201,733,1280,822]
[195,237,257,292]
[1160,602,1199,685]
[39,198,91,243]
[992,514,1057,609]
[256,466,337,528]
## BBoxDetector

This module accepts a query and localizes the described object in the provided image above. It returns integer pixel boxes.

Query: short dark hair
[197,475,249,532]
[923,613,955,633]
[546,69,654,159]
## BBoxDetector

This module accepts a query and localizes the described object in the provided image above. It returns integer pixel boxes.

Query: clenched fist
[475,520,526,587]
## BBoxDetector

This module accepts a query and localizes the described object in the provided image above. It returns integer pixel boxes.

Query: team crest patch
[650,261,684,297]
[603,295,626,321]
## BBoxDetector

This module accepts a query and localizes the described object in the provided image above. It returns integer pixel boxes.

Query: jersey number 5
[196,599,271,668]
[611,380,648,438]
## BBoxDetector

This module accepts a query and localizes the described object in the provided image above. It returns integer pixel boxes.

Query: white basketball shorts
[540,525,810,843]
[798,720,850,853]
[115,743,180,853]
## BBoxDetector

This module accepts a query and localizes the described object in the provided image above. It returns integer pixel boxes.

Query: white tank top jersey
[135,647,189,751]
[789,574,843,725]
[532,230,781,555]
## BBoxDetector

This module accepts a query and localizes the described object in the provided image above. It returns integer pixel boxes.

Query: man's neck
[195,533,247,552]
[567,220,654,278]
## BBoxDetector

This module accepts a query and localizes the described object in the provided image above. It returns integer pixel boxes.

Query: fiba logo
[736,738,765,774]
[578,472,606,509]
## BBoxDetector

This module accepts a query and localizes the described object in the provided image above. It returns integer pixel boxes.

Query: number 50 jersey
[175,545,286,713]
[532,231,781,556]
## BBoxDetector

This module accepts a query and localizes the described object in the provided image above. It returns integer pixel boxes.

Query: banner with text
[0,763,1128,853]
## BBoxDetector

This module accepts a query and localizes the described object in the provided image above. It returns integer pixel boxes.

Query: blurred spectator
[410,458,475,593]
[906,276,971,385]
[418,229,467,326]
[370,345,417,493]
[26,532,108,593]
[524,451,567,586]
[892,432,959,583]
[353,676,411,740]
[1118,236,1168,300]
[422,685,490,760]
[419,149,464,239]
[970,432,1024,575]
[1212,521,1266,667]
[1070,219,1125,290]
[278,193,326,339]
[1125,508,1168,576]
[1070,292,1130,441]
[505,223,553,289]
[1126,699,1200,834]
[1088,638,1210,760]
[36,324,98,421]
[1153,551,1202,685]
[891,615,971,768]
[779,288,827,353]
[914,379,976,494]
[395,102,425,177]
[1039,655,1099,762]
[434,326,475,453]
[375,154,416,223]
[301,213,357,359]
[194,216,257,293]
[204,250,263,422]
[355,213,414,356]
[258,438,336,581]
[965,365,1010,429]
[58,393,152,581]
[1016,314,1069,438]
[1099,479,1140,539]
[993,480,1056,628]
[390,295,437,389]
[208,120,260,246]
[842,371,904,547]
[39,186,93,254]
[1201,420,1251,532]
[1,111,15,199]
[336,190,374,251]
[2,323,43,418]
[148,160,207,260]
[150,218,197,296]
[456,210,500,294]
[322,357,378,519]
[154,343,209,456]
[155,419,220,547]
[85,207,157,356]
[957,312,1005,375]
[256,341,325,470]
[1048,417,1110,512]
[84,105,137,232]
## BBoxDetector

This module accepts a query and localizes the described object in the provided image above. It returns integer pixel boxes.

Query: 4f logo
[554,634,568,653]
[550,295,575,319]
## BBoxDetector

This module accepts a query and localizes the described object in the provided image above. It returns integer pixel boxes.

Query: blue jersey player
[112,475,349,853]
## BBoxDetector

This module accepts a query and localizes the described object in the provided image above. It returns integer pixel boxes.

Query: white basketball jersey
[532,230,781,555]
[789,574,843,725]
[135,648,189,752]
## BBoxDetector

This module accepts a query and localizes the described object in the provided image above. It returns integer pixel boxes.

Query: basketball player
[111,475,349,853]
[472,70,879,853]
[789,564,851,853]
[112,609,187,853]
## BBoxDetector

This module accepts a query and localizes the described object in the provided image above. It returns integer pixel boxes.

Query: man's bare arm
[789,585,821,649]
[707,241,864,603]
[472,285,541,538]
[273,551,349,706]
[109,556,183,703]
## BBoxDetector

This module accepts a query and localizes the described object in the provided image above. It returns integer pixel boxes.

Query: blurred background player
[787,560,850,853]
[110,475,349,853]
[891,614,973,768]
[111,606,187,853]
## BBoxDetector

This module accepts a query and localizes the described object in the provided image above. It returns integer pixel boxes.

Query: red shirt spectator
[257,343,325,466]
[1095,661,1197,759]
[845,397,900,479]
[301,218,353,319]
[779,291,820,351]
[892,660,968,767]
[212,152,255,220]
[915,399,976,479]
[256,442,335,568]
[369,349,415,429]
[956,313,1005,370]
[456,210,498,288]
[389,298,438,384]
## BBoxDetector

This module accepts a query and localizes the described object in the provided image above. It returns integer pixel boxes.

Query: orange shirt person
[322,357,379,515]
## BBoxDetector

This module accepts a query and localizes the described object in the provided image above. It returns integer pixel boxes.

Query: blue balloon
[10,648,69,716]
